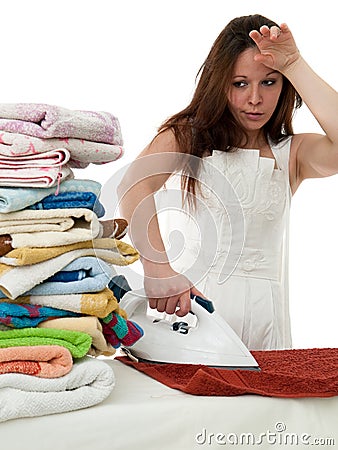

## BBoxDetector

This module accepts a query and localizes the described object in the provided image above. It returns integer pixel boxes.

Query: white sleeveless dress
[156,136,292,351]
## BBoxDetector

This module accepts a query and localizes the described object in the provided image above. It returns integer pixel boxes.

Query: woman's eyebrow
[232,70,280,79]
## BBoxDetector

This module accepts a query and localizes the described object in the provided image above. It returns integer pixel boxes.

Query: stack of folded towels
[0,103,143,422]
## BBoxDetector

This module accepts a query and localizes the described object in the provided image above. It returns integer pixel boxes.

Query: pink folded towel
[0,132,123,168]
[0,165,73,188]
[0,345,73,378]
[0,148,70,168]
[0,103,122,144]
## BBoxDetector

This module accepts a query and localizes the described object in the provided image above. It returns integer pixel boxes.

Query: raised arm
[117,129,202,316]
[250,23,338,181]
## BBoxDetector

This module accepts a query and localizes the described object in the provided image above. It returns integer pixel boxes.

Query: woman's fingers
[270,26,281,40]
[249,29,262,44]
[250,24,284,44]
[190,285,206,299]
[148,284,209,317]
[149,296,168,312]
[144,270,203,317]
[175,292,191,317]
[149,293,191,316]
[280,23,290,33]
[259,25,271,37]
[166,296,185,315]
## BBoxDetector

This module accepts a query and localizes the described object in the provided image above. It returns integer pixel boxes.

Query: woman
[118,14,338,350]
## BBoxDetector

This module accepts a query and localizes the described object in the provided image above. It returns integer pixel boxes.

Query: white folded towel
[0,357,115,422]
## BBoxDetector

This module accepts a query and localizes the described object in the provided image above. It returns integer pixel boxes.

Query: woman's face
[227,47,283,137]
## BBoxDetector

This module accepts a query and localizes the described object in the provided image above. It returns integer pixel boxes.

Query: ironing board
[1,359,337,449]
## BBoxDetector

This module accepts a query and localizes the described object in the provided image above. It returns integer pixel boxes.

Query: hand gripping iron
[119,289,259,370]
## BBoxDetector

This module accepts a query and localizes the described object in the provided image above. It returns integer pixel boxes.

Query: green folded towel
[0,328,92,358]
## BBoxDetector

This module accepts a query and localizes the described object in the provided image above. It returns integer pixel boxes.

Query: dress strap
[270,136,292,172]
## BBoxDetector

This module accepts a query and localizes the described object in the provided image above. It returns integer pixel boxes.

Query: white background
[1,0,337,348]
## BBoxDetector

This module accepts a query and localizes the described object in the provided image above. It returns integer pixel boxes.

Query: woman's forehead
[232,48,280,78]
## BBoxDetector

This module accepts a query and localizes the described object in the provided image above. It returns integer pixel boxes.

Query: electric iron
[119,289,260,370]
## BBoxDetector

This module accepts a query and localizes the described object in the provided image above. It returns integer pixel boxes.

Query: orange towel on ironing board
[118,348,338,398]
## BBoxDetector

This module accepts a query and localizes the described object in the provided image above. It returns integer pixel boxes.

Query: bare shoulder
[122,129,183,191]
[291,133,324,152]
[290,132,338,184]
[138,128,180,158]
[289,133,327,193]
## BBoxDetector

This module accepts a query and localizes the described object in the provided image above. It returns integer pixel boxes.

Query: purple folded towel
[0,103,122,144]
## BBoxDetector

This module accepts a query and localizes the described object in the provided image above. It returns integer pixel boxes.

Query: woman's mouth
[245,112,264,121]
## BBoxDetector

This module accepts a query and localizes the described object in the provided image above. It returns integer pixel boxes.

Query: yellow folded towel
[0,245,138,299]
[38,316,115,357]
[1,287,126,318]
[0,238,138,266]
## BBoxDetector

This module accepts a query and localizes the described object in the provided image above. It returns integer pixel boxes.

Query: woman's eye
[233,81,247,88]
[262,79,276,86]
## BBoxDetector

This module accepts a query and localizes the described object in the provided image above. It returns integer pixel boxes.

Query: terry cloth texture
[0,345,73,378]
[28,191,105,218]
[100,218,128,240]
[108,274,132,301]
[0,178,101,213]
[46,269,88,282]
[101,313,144,349]
[0,131,123,168]
[1,218,124,250]
[0,235,11,256]
[0,328,92,358]
[0,237,138,266]
[0,148,72,188]
[0,208,100,248]
[3,212,101,249]
[0,207,100,234]
[0,302,79,328]
[0,148,70,167]
[0,256,115,296]
[1,288,127,319]
[38,316,115,357]
[0,164,73,188]
[0,243,138,299]
[0,103,123,144]
[118,347,338,398]
[0,356,115,422]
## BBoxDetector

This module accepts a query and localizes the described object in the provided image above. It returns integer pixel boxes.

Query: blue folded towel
[47,269,88,282]
[0,256,114,297]
[0,302,79,328]
[0,179,102,213]
[108,275,132,302]
[28,191,105,218]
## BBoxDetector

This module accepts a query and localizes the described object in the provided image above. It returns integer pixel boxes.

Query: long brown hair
[158,14,302,201]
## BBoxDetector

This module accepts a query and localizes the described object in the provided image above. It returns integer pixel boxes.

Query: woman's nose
[248,86,262,105]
